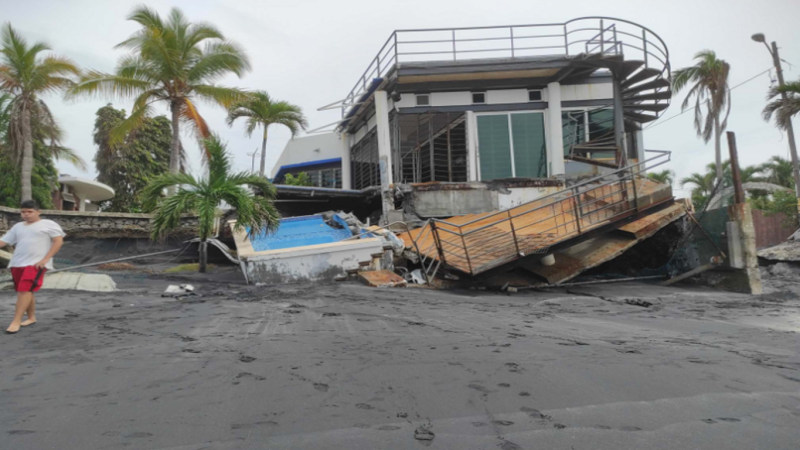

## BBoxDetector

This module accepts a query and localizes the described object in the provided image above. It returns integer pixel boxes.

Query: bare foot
[21,319,36,327]
[6,323,20,334]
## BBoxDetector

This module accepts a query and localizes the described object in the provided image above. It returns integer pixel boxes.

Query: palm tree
[0,24,81,201]
[70,6,250,179]
[142,135,280,272]
[647,169,674,185]
[0,92,12,143]
[672,51,731,187]
[226,91,308,176]
[680,169,716,210]
[762,80,800,129]
[760,155,795,189]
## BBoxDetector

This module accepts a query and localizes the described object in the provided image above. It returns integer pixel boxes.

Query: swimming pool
[247,214,353,252]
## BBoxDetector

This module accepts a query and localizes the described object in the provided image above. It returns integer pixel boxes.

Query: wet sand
[1,271,799,449]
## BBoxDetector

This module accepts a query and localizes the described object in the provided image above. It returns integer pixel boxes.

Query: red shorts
[11,266,47,293]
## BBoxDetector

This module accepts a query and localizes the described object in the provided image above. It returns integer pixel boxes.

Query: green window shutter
[511,113,547,178]
[477,115,512,180]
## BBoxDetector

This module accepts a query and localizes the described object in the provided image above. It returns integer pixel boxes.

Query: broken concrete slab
[0,272,116,292]
[519,203,686,285]
[758,239,800,262]
[0,249,10,268]
[358,270,407,288]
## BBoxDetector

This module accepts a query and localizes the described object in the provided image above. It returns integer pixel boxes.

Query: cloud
[2,0,799,194]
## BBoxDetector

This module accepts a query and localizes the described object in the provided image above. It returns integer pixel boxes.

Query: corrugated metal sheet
[752,209,796,249]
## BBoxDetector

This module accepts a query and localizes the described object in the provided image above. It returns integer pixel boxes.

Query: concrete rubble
[758,230,800,262]
[0,272,117,292]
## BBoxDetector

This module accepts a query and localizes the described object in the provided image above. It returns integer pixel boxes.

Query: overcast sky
[2,0,800,197]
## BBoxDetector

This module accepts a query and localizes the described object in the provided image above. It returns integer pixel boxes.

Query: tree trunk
[259,126,268,177]
[169,101,182,195]
[714,115,723,189]
[20,103,34,202]
[199,239,208,273]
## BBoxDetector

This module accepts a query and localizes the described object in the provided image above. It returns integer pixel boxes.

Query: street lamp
[752,33,800,200]
[246,148,260,173]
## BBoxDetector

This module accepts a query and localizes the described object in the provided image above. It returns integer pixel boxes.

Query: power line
[644,67,773,131]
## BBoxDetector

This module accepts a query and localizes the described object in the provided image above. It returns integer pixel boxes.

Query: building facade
[277,18,672,218]
[270,133,344,188]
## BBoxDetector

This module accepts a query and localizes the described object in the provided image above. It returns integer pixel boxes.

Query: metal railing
[413,150,672,276]
[340,17,670,120]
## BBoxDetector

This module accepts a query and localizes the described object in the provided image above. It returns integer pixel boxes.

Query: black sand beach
[2,271,799,449]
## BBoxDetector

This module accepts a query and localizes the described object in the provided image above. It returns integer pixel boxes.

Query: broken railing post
[507,210,523,256]
[571,187,582,234]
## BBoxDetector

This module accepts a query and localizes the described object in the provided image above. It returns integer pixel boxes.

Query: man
[0,200,64,334]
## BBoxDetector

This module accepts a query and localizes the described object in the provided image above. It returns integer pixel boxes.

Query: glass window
[477,113,547,180]
[334,168,343,189]
[562,111,586,156]
[511,113,547,178]
[321,169,334,188]
[588,109,615,158]
[528,90,543,101]
[477,115,513,180]
[472,92,486,104]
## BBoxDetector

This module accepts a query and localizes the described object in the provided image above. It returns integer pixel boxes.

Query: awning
[58,177,115,202]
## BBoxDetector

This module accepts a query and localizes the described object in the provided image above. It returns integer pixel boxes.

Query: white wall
[496,186,562,210]
[245,238,384,283]
[392,83,610,110]
[270,132,344,178]
[487,89,528,105]
[559,83,613,101]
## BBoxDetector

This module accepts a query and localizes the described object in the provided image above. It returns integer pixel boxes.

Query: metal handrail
[434,149,669,229]
[414,150,670,275]
[340,17,670,121]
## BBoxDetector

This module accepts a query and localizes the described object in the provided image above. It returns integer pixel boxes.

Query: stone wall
[0,206,199,239]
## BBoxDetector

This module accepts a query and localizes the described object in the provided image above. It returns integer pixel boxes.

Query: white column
[340,132,352,189]
[374,90,394,214]
[546,81,565,177]
[78,195,86,211]
[636,130,646,164]
[466,110,479,181]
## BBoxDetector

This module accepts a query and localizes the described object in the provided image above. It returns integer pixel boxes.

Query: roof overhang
[58,177,115,202]
[272,158,342,181]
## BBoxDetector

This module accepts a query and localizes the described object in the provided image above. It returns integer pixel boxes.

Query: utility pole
[752,34,800,205]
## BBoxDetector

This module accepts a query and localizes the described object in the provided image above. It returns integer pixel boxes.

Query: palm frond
[762,77,800,129]
[188,40,250,82]
[226,90,308,138]
[192,84,248,108]
[109,102,153,144]
[50,145,87,171]
[179,97,210,142]
[149,189,199,241]
[143,134,281,241]
[141,171,200,211]
[68,71,153,100]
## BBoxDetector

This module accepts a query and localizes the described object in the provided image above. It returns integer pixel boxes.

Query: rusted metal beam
[727,131,746,205]
[661,262,717,286]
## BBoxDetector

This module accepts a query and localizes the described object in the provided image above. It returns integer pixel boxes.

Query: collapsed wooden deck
[399,179,673,276]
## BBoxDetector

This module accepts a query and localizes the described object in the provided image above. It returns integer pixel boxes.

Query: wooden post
[727,131,745,205]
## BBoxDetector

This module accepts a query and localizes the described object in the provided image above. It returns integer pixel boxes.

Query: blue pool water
[247,214,353,252]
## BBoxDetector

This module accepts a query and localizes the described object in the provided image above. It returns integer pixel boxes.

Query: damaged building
[247,17,692,286]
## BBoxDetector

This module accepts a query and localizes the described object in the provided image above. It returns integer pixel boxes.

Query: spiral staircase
[563,24,673,169]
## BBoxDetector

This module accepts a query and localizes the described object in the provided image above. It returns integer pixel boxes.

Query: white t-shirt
[0,219,66,269]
